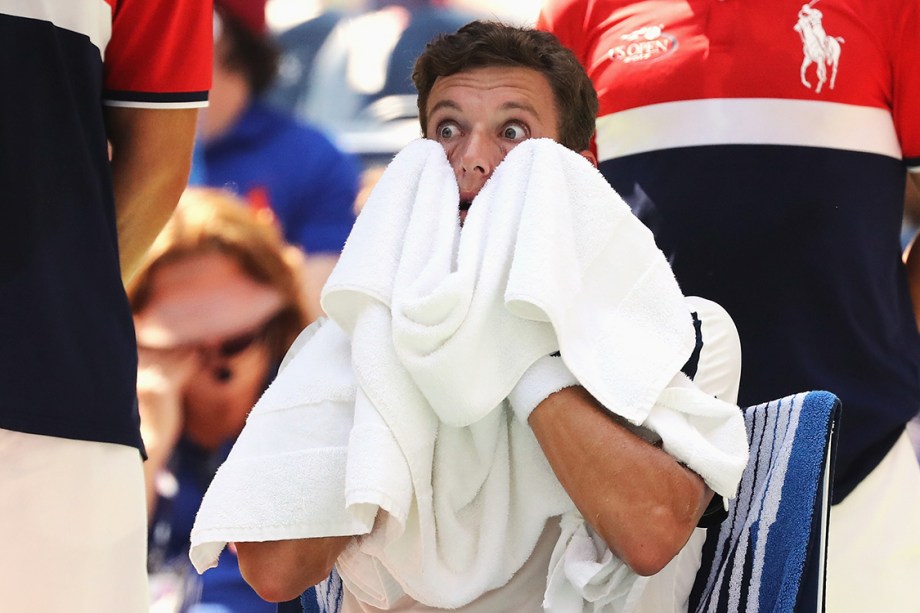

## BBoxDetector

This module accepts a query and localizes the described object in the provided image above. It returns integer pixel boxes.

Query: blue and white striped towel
[689,391,840,613]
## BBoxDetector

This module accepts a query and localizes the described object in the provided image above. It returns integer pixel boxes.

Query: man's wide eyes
[434,121,529,141]
[437,122,460,139]
[503,123,528,140]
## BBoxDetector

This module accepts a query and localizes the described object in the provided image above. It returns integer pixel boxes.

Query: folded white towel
[648,375,749,497]
[189,138,748,612]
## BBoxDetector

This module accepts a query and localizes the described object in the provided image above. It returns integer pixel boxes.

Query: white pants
[0,428,149,612]
[826,431,920,613]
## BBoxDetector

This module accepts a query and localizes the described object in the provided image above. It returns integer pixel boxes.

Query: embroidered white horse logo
[794,1,844,93]
[620,25,663,42]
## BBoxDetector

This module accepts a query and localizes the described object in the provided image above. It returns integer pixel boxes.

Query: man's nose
[459,132,497,179]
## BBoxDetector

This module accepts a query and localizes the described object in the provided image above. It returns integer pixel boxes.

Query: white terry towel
[323,138,694,427]
[189,318,376,568]
[189,138,748,611]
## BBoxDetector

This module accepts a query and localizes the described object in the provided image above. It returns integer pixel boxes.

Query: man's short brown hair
[412,20,598,152]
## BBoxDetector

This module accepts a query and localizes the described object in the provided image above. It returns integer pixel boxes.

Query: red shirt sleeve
[104,0,212,107]
[894,0,920,168]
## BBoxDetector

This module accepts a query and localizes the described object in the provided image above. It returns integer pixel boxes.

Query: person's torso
[200,103,358,254]
[0,0,210,450]
[543,0,920,500]
[0,1,141,449]
[341,518,558,612]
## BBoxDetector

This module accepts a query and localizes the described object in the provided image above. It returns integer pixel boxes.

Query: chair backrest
[689,390,841,613]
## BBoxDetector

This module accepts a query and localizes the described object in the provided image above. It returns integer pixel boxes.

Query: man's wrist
[508,353,579,423]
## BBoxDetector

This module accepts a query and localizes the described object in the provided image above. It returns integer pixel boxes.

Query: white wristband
[508,354,579,424]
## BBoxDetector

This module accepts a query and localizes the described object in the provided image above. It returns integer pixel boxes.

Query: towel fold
[648,375,749,497]
[544,513,650,612]
[323,138,694,428]
[190,138,748,611]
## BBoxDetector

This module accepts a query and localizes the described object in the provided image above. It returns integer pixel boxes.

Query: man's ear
[579,149,598,168]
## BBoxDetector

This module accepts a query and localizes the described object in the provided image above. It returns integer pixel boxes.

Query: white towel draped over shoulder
[189,318,373,569]
[189,138,748,612]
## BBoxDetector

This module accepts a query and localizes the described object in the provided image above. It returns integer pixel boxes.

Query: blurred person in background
[197,0,360,322]
[265,0,483,168]
[539,0,920,610]
[0,2,210,611]
[129,187,331,612]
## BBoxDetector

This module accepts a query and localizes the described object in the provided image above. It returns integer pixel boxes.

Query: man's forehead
[426,66,553,112]
[428,97,538,116]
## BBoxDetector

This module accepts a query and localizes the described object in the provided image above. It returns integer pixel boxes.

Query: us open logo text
[608,25,678,64]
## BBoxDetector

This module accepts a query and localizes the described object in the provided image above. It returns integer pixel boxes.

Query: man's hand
[137,345,199,519]
[137,346,198,455]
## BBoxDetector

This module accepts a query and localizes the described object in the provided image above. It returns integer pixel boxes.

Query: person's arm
[282,245,339,323]
[302,254,339,321]
[105,107,198,283]
[903,174,920,331]
[528,386,714,576]
[905,239,920,331]
[906,171,920,210]
[136,346,198,520]
[235,536,351,603]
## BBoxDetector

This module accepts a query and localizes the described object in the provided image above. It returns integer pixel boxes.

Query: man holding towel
[194,21,748,612]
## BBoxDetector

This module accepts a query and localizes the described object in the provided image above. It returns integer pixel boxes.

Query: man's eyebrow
[428,100,461,115]
[499,100,538,115]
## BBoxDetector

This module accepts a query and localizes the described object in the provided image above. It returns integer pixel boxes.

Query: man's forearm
[528,386,713,576]
[105,107,198,284]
